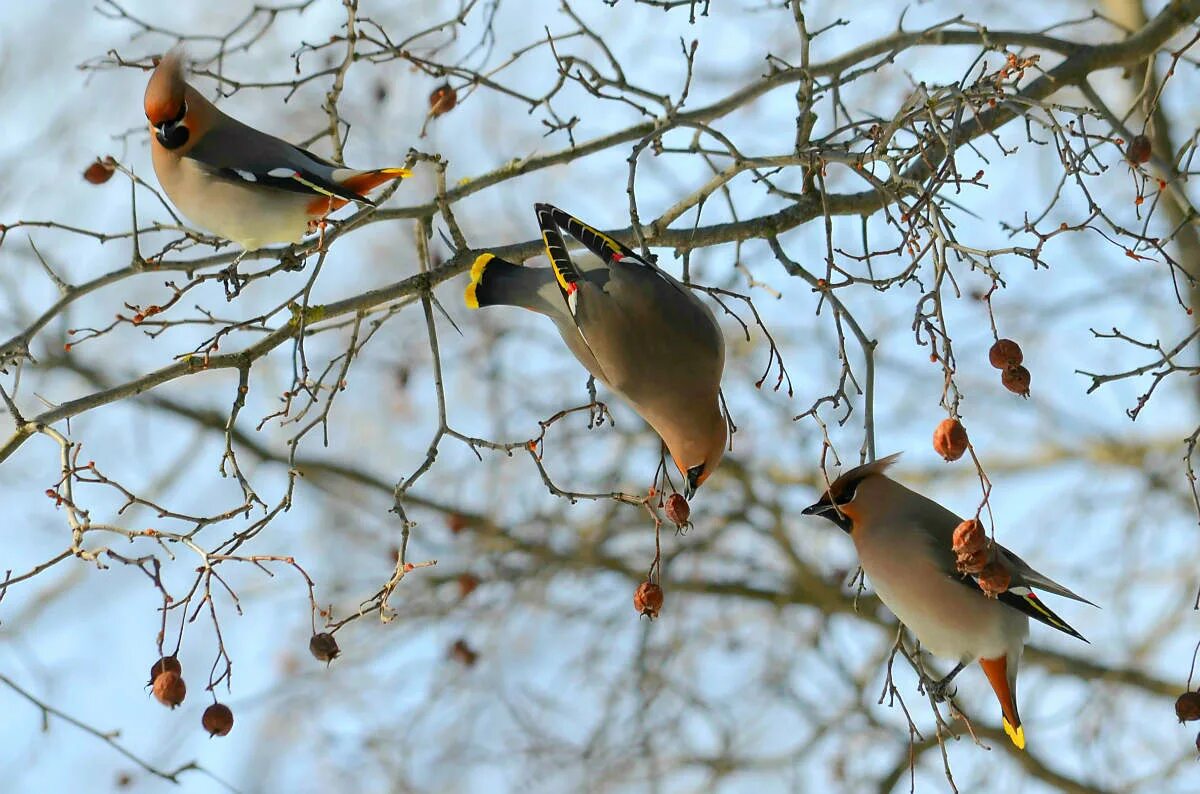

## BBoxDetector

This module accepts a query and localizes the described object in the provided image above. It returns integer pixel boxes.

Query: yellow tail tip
[381,167,413,178]
[1003,718,1026,751]
[464,253,495,309]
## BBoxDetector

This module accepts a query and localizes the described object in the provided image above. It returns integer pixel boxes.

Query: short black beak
[684,480,697,500]
[801,502,826,516]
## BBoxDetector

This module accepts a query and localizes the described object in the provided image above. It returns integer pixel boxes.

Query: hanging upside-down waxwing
[464,203,727,497]
[802,454,1095,750]
[143,47,410,251]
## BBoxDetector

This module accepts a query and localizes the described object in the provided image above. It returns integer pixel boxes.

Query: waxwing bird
[464,204,727,496]
[802,454,1095,750]
[143,48,410,252]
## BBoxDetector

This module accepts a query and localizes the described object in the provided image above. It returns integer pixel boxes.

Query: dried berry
[446,513,469,534]
[988,339,1023,370]
[976,559,1011,598]
[148,655,182,686]
[1176,691,1200,722]
[450,639,478,667]
[932,418,969,462]
[664,493,691,527]
[152,670,186,709]
[429,84,457,117]
[633,581,664,619]
[952,518,987,559]
[202,703,234,737]
[83,156,116,185]
[1126,134,1152,165]
[309,632,340,664]
[956,547,990,575]
[1002,365,1031,397]
[457,572,479,599]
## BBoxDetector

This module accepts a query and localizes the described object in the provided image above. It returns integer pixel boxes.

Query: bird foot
[921,675,957,703]
[280,247,307,272]
[219,263,249,301]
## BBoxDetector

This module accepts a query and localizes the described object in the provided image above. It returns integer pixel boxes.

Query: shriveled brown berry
[450,638,478,667]
[956,547,990,575]
[446,513,469,534]
[976,559,1011,598]
[152,670,186,708]
[952,519,986,557]
[83,156,116,185]
[457,572,479,599]
[148,655,182,686]
[664,493,691,527]
[932,418,969,462]
[1126,134,1152,165]
[309,632,340,663]
[633,581,664,619]
[1175,691,1200,722]
[1002,365,1031,397]
[429,84,457,116]
[202,703,234,737]
[988,339,1023,370]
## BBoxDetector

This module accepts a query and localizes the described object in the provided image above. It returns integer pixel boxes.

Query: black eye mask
[155,102,189,150]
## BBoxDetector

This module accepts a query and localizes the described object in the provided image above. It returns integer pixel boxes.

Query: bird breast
[855,521,1028,662]
[152,149,312,250]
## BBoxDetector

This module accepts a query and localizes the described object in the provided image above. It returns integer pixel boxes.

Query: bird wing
[186,118,370,206]
[956,573,1089,642]
[999,546,1098,606]
[907,492,1093,641]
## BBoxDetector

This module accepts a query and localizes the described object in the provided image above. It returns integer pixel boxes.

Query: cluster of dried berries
[149,656,186,709]
[633,581,664,619]
[147,655,235,737]
[933,418,969,462]
[989,339,1030,397]
[951,519,1010,598]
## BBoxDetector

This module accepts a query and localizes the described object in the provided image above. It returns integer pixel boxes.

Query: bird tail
[979,655,1025,750]
[311,168,412,214]
[338,168,412,198]
[535,203,635,266]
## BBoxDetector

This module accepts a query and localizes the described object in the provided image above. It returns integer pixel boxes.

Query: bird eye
[156,121,190,150]
[835,479,860,505]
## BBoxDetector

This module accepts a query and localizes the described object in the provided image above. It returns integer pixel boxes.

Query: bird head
[144,47,191,150]
[671,410,728,499]
[802,453,902,532]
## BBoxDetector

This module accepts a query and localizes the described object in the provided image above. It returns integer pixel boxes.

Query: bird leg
[921,661,966,703]
[585,375,608,428]
[219,250,250,302]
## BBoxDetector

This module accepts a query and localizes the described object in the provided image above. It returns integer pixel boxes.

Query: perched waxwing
[802,454,1094,750]
[143,48,410,251]
[464,204,727,496]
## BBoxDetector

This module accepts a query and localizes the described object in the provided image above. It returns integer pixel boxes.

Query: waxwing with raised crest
[803,453,1095,750]
[143,47,410,251]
